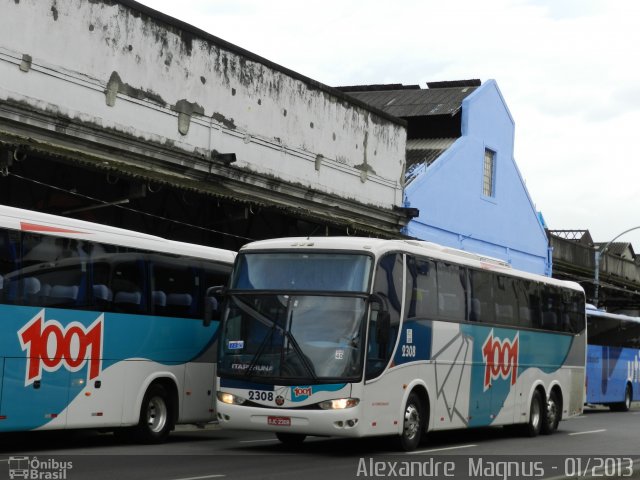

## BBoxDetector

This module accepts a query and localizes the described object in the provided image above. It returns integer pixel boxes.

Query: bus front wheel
[523,390,543,437]
[395,392,425,451]
[134,384,173,444]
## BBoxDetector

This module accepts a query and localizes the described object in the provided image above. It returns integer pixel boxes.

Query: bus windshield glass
[230,252,372,292]
[220,252,373,382]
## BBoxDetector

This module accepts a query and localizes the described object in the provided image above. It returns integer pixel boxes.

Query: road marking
[238,438,279,443]
[568,429,606,436]
[170,475,226,480]
[407,444,477,454]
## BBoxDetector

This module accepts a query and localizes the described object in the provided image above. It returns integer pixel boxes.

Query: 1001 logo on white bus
[18,310,104,386]
[482,330,519,391]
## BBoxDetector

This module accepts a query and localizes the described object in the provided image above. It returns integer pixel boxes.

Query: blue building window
[483,148,496,197]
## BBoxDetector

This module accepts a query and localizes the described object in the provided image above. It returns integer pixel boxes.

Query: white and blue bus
[0,205,235,442]
[586,304,640,411]
[215,237,586,450]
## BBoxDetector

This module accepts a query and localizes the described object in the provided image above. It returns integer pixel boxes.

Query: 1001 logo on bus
[482,330,519,391]
[18,310,104,386]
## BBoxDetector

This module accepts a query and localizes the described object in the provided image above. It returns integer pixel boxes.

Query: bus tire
[612,384,632,412]
[275,432,306,446]
[541,390,560,435]
[395,392,425,451]
[523,390,543,437]
[133,384,173,444]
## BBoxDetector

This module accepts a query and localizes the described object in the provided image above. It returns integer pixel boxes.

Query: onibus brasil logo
[482,330,519,391]
[17,310,104,386]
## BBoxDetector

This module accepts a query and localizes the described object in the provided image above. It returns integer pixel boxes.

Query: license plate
[267,416,291,426]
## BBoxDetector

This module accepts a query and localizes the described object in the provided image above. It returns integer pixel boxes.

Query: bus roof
[0,204,235,263]
[239,236,584,293]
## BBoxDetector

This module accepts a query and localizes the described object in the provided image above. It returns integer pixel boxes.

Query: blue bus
[0,205,235,442]
[586,304,640,411]
[214,237,586,450]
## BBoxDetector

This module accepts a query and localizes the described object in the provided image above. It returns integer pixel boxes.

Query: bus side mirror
[203,285,225,327]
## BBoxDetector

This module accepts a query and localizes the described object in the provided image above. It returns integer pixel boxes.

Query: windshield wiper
[231,295,316,380]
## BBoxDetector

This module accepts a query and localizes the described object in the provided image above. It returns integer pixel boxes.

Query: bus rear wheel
[133,384,173,444]
[541,390,560,435]
[395,392,425,451]
[611,384,632,412]
[275,432,306,446]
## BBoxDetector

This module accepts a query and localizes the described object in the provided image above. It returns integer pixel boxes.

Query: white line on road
[568,429,606,436]
[407,444,477,454]
[238,438,279,443]
[170,475,226,480]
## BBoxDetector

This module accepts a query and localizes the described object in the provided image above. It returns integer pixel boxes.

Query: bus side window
[366,253,403,380]
[468,269,494,323]
[494,275,517,326]
[150,256,200,319]
[0,229,20,303]
[406,256,437,320]
[437,262,467,322]
[515,279,534,329]
[540,286,561,331]
[111,260,146,314]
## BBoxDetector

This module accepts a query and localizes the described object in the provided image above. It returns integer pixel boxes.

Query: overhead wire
[8,172,256,242]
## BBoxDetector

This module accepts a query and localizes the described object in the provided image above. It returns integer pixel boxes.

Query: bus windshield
[230,252,372,292]
[219,252,373,382]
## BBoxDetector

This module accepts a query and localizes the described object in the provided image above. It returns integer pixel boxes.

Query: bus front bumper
[216,401,366,438]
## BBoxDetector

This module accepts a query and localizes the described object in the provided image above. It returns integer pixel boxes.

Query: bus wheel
[134,384,173,444]
[395,392,425,451]
[524,390,543,437]
[275,432,306,446]
[542,390,560,435]
[612,384,632,412]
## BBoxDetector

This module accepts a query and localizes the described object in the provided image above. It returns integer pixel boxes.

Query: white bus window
[468,269,494,323]
[406,256,437,320]
[437,262,467,321]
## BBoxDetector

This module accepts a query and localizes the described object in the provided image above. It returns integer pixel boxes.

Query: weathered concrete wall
[0,0,406,210]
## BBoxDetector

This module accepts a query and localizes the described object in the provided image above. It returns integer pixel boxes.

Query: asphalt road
[1,405,639,480]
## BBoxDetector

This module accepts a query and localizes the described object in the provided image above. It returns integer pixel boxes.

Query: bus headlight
[318,398,359,410]
[217,391,247,405]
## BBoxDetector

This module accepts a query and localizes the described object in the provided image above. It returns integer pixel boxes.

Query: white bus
[0,204,235,442]
[215,237,586,450]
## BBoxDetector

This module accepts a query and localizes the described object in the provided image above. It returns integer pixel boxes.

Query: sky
[138,0,640,250]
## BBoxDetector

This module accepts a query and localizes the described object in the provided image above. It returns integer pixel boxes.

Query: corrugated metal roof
[405,138,456,183]
[344,86,478,118]
[595,242,636,259]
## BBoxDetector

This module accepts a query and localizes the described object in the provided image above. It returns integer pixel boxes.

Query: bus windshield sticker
[228,340,244,350]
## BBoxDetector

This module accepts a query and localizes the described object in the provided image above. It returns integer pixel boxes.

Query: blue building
[341,80,551,276]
